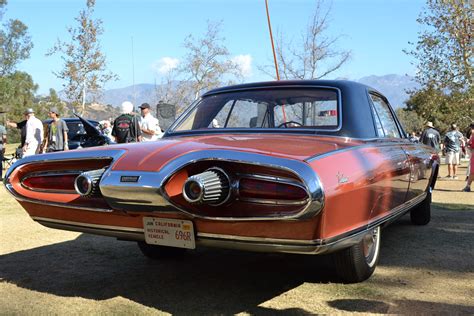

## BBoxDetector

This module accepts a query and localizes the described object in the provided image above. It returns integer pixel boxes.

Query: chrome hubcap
[363,226,380,268]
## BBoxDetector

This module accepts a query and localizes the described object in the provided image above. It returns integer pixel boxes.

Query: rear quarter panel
[308,143,411,240]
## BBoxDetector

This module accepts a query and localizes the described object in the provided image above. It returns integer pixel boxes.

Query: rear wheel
[137,241,187,259]
[410,192,431,225]
[333,226,381,283]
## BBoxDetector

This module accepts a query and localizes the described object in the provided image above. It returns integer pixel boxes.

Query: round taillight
[183,180,204,203]
[74,174,93,196]
[182,168,230,205]
[74,169,105,197]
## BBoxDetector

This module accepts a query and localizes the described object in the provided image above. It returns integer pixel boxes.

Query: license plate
[143,217,195,249]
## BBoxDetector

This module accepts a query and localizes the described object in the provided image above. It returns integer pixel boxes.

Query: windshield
[170,88,340,133]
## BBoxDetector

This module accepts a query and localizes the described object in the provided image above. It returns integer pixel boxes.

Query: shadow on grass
[328,299,474,314]
[379,203,473,273]
[0,202,472,313]
[0,234,335,314]
[432,202,474,210]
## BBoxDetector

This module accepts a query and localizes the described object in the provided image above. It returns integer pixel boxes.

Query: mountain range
[356,74,419,108]
[98,74,419,109]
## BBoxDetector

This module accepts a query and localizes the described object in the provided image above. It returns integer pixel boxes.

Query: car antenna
[265,0,280,81]
[265,0,287,122]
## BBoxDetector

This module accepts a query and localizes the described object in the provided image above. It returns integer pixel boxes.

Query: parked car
[43,114,111,149]
[4,80,439,282]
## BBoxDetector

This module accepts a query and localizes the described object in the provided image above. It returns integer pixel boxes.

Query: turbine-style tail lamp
[183,168,230,205]
[74,169,106,197]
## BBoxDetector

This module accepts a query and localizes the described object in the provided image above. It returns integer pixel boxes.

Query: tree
[0,71,37,142]
[0,0,33,76]
[0,0,6,19]
[47,0,117,114]
[34,88,67,119]
[406,0,472,91]
[262,0,350,80]
[395,108,425,134]
[178,21,241,101]
[404,0,472,131]
[405,86,473,134]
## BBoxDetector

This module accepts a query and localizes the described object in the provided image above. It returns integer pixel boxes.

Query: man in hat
[139,103,162,142]
[420,121,441,151]
[23,108,43,157]
[43,107,69,153]
[112,101,142,143]
[444,123,464,180]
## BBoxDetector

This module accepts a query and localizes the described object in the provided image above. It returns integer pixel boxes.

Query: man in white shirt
[23,108,44,157]
[139,103,163,141]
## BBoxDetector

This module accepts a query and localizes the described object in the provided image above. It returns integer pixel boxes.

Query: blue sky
[5,0,425,94]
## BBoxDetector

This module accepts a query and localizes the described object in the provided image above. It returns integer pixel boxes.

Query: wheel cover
[362,226,380,268]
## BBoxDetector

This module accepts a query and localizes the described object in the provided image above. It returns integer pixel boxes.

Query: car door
[369,93,411,214]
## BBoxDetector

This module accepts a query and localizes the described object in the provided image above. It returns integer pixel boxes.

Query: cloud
[232,54,252,77]
[152,57,180,74]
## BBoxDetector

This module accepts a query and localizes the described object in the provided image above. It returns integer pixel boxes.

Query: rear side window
[369,94,401,138]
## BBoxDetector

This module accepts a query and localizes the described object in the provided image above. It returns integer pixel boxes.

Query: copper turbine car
[4,80,439,282]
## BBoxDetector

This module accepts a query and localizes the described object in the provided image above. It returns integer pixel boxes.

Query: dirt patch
[1,164,473,314]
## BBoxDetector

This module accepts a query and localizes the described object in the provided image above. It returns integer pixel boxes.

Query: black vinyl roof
[203,80,382,97]
[201,80,392,138]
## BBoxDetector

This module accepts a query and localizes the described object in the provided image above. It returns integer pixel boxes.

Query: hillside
[101,83,160,108]
[356,74,419,108]
[99,74,419,109]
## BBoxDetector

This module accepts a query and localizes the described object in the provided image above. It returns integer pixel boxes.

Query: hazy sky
[5,0,425,94]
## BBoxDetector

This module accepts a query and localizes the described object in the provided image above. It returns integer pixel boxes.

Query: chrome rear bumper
[32,216,366,255]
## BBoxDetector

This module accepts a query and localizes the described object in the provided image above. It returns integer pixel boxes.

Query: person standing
[23,108,43,157]
[100,120,114,142]
[0,123,7,180]
[139,103,162,142]
[462,123,474,192]
[420,121,441,151]
[6,114,28,149]
[444,123,464,180]
[112,101,142,143]
[42,107,69,153]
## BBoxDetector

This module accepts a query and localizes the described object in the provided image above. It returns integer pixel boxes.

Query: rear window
[171,88,340,132]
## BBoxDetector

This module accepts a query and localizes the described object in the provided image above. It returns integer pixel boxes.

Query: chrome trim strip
[197,229,367,255]
[305,139,414,162]
[32,217,145,241]
[99,150,324,221]
[5,184,114,213]
[197,232,319,245]
[368,192,427,229]
[32,217,144,232]
[236,197,309,206]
